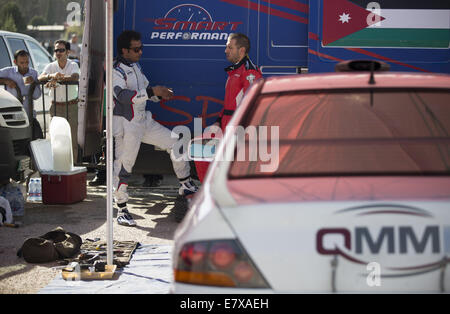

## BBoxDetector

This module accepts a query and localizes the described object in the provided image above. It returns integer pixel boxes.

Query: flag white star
[338,12,351,23]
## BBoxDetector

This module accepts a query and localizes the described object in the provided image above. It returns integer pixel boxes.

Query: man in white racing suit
[113,30,197,226]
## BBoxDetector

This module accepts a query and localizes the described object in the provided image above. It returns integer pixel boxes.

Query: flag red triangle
[322,0,385,46]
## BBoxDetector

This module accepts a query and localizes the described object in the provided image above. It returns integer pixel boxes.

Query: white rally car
[171,61,450,293]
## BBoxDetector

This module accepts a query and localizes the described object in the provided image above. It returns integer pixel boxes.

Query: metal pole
[42,83,46,138]
[65,83,69,120]
[105,0,114,266]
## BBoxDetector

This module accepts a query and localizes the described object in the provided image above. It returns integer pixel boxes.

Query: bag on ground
[17,227,82,263]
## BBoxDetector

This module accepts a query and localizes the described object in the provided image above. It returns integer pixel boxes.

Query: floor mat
[72,240,140,268]
[39,245,173,294]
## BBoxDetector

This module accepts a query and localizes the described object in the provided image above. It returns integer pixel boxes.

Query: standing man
[113,30,197,227]
[0,50,43,138]
[39,40,80,163]
[196,33,262,182]
[218,33,262,129]
[68,34,81,61]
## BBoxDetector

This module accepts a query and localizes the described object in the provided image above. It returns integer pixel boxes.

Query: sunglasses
[54,48,66,53]
[128,46,144,53]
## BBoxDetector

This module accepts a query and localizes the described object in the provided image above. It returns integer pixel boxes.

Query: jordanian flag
[323,0,450,48]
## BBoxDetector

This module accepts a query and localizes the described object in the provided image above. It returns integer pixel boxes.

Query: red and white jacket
[218,56,262,129]
[113,56,159,123]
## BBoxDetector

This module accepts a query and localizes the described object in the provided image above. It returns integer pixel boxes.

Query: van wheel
[173,195,188,222]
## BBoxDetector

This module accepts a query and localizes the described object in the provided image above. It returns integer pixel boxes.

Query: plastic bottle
[50,117,73,172]
[35,178,42,202]
[27,179,36,202]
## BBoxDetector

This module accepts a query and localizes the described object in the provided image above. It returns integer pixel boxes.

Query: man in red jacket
[195,33,262,182]
[217,33,262,129]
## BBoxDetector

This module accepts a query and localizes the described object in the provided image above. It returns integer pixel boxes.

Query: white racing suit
[113,57,190,205]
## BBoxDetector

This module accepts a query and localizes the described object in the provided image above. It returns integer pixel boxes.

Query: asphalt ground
[0,172,181,294]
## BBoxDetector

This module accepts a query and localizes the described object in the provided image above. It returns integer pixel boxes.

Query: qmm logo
[317,226,441,255]
[357,226,440,254]
[316,225,450,277]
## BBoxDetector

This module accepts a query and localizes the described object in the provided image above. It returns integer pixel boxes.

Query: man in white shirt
[39,40,80,162]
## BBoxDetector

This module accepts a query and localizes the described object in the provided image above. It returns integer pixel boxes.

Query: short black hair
[54,39,71,51]
[117,30,141,55]
[229,33,250,54]
[14,49,29,61]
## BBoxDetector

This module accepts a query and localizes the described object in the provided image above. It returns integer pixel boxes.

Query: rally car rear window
[229,89,450,178]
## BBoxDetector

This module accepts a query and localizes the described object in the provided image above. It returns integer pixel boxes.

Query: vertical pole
[42,83,46,138]
[65,84,69,120]
[105,0,114,266]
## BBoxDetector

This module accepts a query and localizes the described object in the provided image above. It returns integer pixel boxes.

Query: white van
[0,30,53,74]
[0,31,55,134]
[0,31,53,183]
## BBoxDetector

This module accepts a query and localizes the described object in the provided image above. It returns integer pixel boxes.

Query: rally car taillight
[174,239,269,288]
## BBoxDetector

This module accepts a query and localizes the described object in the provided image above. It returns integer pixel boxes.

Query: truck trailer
[83,0,450,175]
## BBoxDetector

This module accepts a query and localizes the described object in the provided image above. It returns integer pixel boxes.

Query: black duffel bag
[17,227,82,263]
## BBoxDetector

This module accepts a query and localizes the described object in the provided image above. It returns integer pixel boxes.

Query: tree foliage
[46,0,58,25]
[0,0,83,31]
[2,13,17,32]
[30,15,48,26]
[65,25,83,39]
[0,2,25,32]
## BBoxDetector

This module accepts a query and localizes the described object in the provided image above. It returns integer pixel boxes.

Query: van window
[0,37,11,68]
[6,38,34,68]
[27,40,51,73]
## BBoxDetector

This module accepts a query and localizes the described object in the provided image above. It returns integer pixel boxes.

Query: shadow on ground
[0,173,183,293]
